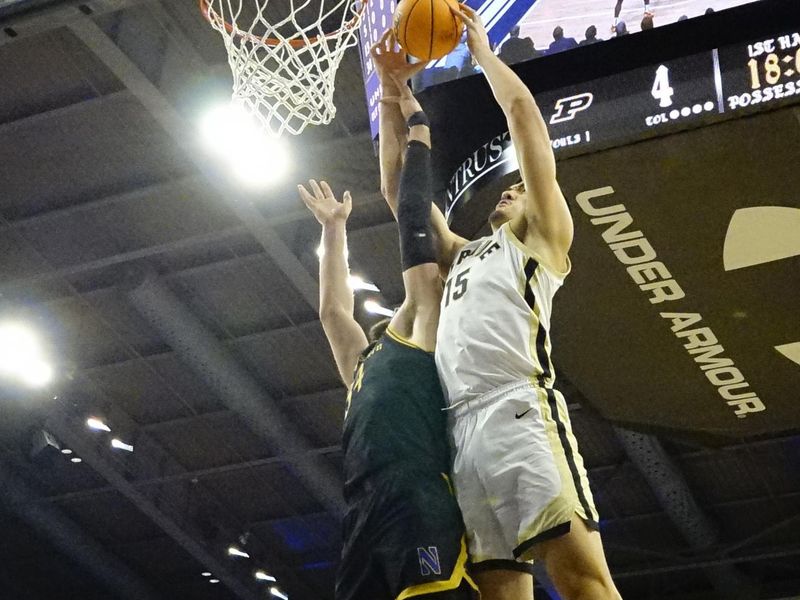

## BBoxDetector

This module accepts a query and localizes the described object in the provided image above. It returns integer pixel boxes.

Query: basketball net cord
[203,0,365,136]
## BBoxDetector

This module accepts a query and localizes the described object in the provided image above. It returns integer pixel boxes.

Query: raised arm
[298,180,368,386]
[371,30,468,273]
[455,6,573,265]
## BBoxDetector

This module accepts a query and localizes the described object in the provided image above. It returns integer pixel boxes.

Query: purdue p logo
[550,93,594,124]
[417,546,442,576]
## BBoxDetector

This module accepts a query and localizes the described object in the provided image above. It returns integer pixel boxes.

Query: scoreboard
[446,26,800,213]
[542,28,800,153]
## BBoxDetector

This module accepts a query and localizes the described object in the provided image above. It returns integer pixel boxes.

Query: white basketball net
[203,0,365,136]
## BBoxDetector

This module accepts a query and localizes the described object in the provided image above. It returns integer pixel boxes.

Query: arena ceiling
[0,1,798,599]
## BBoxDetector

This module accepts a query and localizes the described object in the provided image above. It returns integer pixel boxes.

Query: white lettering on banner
[575,186,766,420]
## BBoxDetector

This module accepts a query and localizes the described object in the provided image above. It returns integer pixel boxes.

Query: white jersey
[435,223,570,406]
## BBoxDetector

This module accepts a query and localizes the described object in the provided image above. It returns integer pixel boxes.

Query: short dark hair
[553,26,564,40]
[368,318,391,342]
[641,15,654,30]
[585,25,597,39]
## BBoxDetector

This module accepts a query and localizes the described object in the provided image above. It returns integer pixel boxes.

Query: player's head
[489,179,526,229]
[510,25,520,38]
[585,25,597,40]
[552,26,564,40]
[368,318,391,342]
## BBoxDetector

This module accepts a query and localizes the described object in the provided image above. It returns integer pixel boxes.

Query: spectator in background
[615,20,629,36]
[548,26,578,54]
[579,25,601,45]
[641,14,654,30]
[498,25,539,65]
[677,14,689,21]
[446,30,472,71]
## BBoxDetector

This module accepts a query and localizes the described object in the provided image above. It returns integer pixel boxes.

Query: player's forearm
[379,81,407,218]
[319,221,354,318]
[473,49,535,112]
[476,51,556,181]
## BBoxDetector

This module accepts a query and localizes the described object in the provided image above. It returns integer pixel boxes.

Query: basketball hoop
[201,0,366,136]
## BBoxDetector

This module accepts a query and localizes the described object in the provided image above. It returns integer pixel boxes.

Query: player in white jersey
[378,5,623,600]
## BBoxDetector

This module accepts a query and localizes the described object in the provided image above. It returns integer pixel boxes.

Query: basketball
[393,0,464,61]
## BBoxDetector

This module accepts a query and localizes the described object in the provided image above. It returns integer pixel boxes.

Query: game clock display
[535,27,800,158]
[724,32,800,109]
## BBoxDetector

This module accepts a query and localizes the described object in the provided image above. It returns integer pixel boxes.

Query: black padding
[407,110,430,128]
[398,140,436,271]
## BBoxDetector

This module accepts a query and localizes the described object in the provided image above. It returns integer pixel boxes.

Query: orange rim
[199,0,366,48]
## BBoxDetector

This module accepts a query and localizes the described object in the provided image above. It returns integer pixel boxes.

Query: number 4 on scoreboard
[652,65,675,108]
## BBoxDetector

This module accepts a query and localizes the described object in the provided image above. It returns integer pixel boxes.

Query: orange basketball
[393,0,463,61]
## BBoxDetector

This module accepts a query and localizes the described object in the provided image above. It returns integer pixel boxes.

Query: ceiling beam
[41,445,342,505]
[127,272,346,516]
[44,408,260,600]
[0,458,163,600]
[0,0,151,46]
[0,205,390,303]
[67,15,325,309]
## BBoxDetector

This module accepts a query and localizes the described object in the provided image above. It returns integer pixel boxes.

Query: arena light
[227,546,250,559]
[201,102,289,187]
[348,275,380,293]
[86,417,111,433]
[110,438,134,453]
[61,448,73,455]
[0,322,53,387]
[270,587,288,600]
[71,457,82,464]
[209,579,220,584]
[363,300,394,318]
[255,570,276,582]
[201,572,212,577]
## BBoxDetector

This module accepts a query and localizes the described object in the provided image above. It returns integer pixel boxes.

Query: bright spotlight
[86,417,111,433]
[348,275,380,293]
[270,587,289,600]
[255,571,276,582]
[201,572,212,577]
[61,448,73,455]
[0,322,53,387]
[363,300,394,318]
[209,579,220,584]
[227,546,250,559]
[200,102,289,186]
[18,359,53,387]
[111,438,134,453]
[71,457,82,464]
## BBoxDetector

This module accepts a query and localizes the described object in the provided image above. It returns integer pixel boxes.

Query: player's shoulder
[502,221,571,280]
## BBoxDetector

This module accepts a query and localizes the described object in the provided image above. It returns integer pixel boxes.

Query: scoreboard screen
[446,26,800,213]
[356,0,764,137]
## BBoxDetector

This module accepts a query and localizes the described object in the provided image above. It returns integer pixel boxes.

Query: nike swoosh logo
[515,407,533,419]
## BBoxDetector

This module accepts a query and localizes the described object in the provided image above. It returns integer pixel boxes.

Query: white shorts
[448,380,599,570]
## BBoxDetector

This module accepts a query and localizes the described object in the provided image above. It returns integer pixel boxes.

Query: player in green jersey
[296,30,477,600]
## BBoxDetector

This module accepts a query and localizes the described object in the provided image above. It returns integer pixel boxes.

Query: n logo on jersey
[417,546,442,576]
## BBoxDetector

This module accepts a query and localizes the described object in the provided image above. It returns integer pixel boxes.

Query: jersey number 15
[444,268,470,307]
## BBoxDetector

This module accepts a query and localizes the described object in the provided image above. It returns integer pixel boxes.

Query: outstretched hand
[297,180,352,226]
[370,29,427,89]
[451,3,492,61]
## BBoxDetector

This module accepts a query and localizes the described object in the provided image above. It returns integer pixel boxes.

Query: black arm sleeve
[397,139,437,271]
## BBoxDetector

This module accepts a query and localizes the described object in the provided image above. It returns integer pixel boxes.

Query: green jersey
[342,327,450,497]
